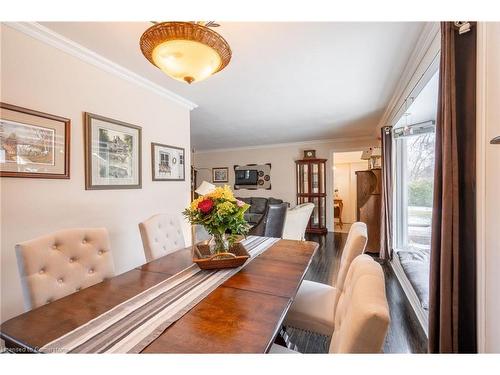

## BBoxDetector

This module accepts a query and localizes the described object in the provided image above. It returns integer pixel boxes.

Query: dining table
[0,237,318,353]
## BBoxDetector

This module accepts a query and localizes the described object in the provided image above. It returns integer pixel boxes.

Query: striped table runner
[40,236,279,354]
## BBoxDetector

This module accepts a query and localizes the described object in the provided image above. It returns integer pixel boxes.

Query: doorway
[332,151,368,234]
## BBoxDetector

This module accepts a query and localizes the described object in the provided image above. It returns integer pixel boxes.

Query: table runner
[40,236,279,353]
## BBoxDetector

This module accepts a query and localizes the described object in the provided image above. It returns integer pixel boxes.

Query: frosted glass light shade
[140,22,232,85]
[152,40,222,84]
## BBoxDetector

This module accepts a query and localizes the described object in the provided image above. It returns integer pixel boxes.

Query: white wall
[477,22,500,353]
[0,25,192,322]
[194,137,378,232]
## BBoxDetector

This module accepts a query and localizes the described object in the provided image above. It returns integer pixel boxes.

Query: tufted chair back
[139,214,186,262]
[332,222,368,313]
[282,203,314,240]
[15,228,115,311]
[329,254,389,353]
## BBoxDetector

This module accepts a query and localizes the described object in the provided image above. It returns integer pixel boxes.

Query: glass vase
[208,232,230,255]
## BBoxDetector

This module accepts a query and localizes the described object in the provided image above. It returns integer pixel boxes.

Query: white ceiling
[41,22,425,151]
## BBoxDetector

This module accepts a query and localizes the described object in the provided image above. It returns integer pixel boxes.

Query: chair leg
[274,326,288,347]
[278,325,301,351]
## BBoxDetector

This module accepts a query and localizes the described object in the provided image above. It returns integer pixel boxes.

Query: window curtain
[428,22,477,353]
[379,126,393,260]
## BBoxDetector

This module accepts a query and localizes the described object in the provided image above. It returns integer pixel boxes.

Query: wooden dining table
[0,238,317,353]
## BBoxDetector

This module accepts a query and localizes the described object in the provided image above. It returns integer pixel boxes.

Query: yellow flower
[206,185,235,201]
[188,185,236,213]
[216,201,236,215]
[189,196,203,210]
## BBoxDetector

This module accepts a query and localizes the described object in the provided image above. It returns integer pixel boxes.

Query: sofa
[236,197,284,225]
[236,197,288,237]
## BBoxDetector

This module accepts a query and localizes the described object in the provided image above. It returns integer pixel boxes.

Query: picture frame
[212,167,229,183]
[151,142,185,181]
[0,102,70,179]
[84,112,142,190]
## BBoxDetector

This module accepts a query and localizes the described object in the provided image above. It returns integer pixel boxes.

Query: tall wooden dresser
[355,168,381,254]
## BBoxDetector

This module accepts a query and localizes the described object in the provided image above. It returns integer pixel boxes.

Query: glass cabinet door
[296,163,310,194]
[296,159,327,234]
[312,163,319,193]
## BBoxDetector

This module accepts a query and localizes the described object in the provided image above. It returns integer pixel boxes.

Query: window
[394,70,438,252]
[391,70,438,332]
[395,128,435,251]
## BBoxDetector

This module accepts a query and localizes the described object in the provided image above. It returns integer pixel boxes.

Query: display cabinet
[295,157,328,234]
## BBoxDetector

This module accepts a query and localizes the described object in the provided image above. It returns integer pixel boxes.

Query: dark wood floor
[284,231,428,353]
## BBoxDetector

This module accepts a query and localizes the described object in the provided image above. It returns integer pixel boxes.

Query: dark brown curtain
[379,126,392,260]
[428,22,476,353]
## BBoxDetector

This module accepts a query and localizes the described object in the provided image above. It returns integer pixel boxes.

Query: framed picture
[212,167,228,183]
[0,102,70,179]
[151,143,185,181]
[84,112,141,190]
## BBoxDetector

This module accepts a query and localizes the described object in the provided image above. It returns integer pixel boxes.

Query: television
[235,169,258,185]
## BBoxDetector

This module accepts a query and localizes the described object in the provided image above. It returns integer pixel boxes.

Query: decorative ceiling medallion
[140,22,232,84]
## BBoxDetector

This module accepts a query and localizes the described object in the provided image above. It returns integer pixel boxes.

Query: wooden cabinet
[355,168,381,253]
[296,158,328,234]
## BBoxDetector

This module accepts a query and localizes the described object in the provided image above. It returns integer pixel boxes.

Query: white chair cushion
[139,214,185,262]
[15,228,115,310]
[285,222,367,334]
[269,344,300,354]
[284,280,336,336]
[329,255,389,353]
[282,203,314,241]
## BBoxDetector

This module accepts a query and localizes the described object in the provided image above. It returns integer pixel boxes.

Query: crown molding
[194,134,378,154]
[4,22,198,111]
[377,22,440,129]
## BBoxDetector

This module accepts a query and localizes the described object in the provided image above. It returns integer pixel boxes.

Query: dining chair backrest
[15,228,115,310]
[263,203,288,238]
[329,254,390,353]
[139,214,185,262]
[332,222,368,314]
[282,203,315,240]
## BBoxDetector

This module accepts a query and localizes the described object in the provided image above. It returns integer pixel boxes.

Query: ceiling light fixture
[140,22,232,84]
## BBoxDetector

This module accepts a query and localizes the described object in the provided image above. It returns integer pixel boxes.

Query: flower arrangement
[183,185,251,254]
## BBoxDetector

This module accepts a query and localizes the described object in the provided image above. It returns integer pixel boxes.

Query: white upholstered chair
[139,214,186,262]
[271,254,390,353]
[15,228,115,311]
[283,222,368,335]
[282,203,315,240]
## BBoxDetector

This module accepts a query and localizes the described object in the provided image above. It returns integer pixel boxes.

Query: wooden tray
[193,241,250,270]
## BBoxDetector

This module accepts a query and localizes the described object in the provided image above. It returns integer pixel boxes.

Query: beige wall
[194,137,378,232]
[477,22,500,353]
[0,26,192,321]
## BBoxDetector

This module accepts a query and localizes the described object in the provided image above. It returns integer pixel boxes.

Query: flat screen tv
[235,169,258,185]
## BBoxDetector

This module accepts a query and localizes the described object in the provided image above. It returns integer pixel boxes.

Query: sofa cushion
[245,213,263,225]
[238,197,252,205]
[249,197,268,214]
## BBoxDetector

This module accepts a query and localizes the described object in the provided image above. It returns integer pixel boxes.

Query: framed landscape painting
[212,167,228,183]
[0,102,70,178]
[84,112,141,190]
[151,143,185,181]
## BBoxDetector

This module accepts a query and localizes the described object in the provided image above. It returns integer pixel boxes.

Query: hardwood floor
[284,231,428,353]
